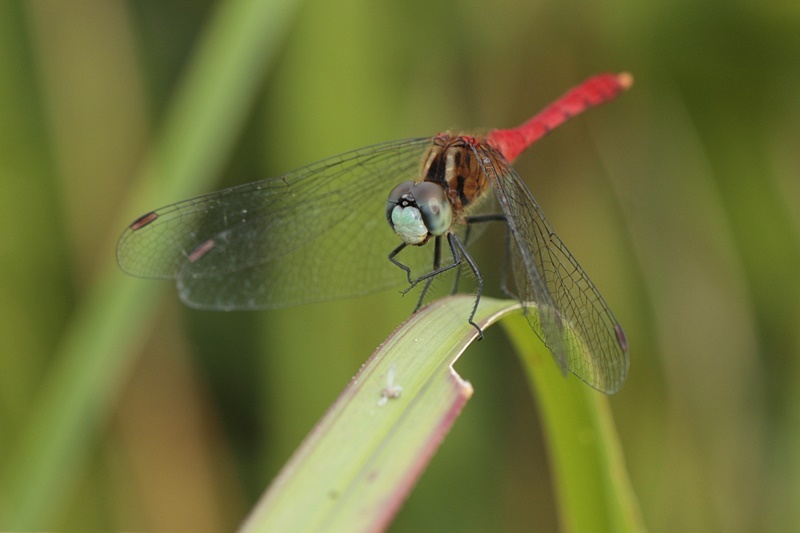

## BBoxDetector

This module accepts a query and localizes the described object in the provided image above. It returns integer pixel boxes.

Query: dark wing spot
[188,239,216,263]
[129,211,159,231]
[614,323,628,352]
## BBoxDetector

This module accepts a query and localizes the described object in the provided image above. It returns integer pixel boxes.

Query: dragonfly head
[386,180,453,246]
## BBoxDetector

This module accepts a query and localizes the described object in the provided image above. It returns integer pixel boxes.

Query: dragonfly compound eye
[411,181,452,237]
[387,180,430,245]
[386,180,414,225]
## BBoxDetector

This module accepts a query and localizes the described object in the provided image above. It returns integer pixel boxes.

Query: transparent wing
[477,146,629,393]
[117,138,437,310]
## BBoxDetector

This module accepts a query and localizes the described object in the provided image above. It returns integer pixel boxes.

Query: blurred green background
[1,0,799,530]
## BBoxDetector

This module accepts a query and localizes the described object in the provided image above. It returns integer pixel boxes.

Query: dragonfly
[118,73,631,393]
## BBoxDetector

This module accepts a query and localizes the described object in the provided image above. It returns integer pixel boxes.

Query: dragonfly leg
[390,233,484,340]
[414,236,442,312]
[400,237,463,292]
[388,242,414,285]
[448,232,485,339]
[451,225,470,294]
[463,213,512,298]
[391,237,460,299]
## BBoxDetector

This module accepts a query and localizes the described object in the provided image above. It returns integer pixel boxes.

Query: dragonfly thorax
[422,135,491,215]
[386,180,453,246]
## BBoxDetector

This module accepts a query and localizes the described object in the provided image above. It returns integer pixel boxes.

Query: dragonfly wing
[117,138,436,309]
[479,148,628,393]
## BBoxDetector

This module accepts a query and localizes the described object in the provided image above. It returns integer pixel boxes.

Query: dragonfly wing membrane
[479,148,628,393]
[117,138,437,309]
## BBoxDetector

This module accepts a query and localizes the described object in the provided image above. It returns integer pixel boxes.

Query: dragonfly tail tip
[617,72,634,90]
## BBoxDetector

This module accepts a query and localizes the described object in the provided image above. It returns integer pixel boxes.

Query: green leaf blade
[242,295,642,532]
[502,316,645,533]
[240,296,515,532]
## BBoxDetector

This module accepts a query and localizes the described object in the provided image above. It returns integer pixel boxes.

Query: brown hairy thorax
[418,134,502,218]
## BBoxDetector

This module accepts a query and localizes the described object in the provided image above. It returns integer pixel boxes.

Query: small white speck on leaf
[378,363,403,406]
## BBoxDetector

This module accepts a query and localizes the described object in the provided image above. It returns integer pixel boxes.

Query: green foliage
[503,317,643,533]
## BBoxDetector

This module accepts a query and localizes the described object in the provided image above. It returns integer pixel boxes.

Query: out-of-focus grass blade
[239,295,516,533]
[502,316,645,533]
[0,0,301,526]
